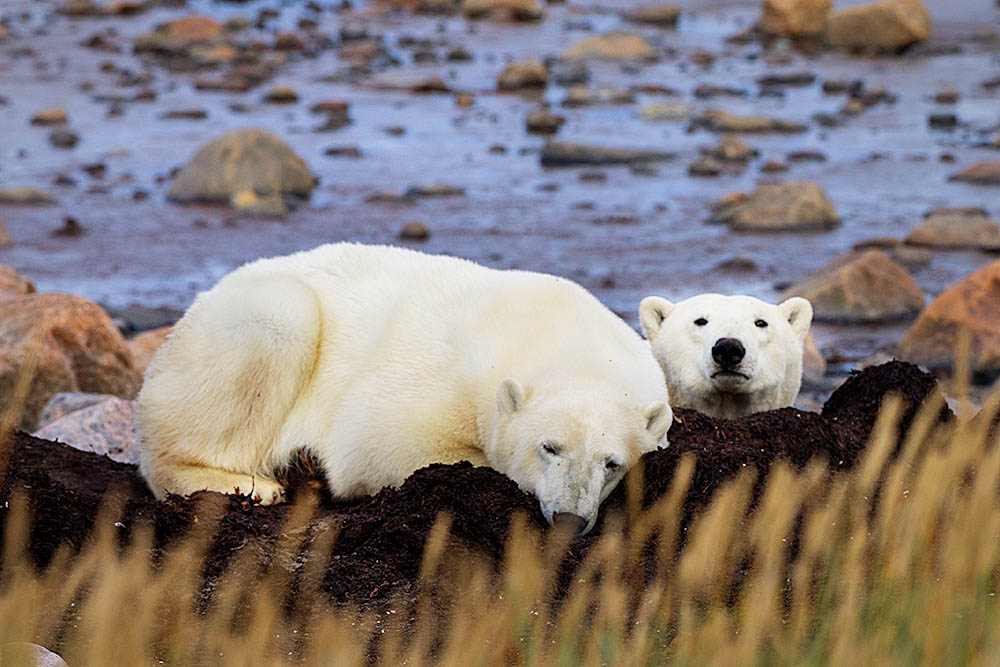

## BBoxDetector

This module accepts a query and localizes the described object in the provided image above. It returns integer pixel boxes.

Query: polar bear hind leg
[139,274,322,503]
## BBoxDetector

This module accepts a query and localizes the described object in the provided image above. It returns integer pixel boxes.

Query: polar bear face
[489,380,671,536]
[639,294,812,420]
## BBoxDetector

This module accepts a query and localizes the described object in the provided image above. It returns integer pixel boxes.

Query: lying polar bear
[639,293,812,420]
[139,243,671,536]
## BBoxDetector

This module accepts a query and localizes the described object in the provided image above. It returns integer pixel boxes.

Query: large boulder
[709,181,839,231]
[34,396,139,464]
[560,32,656,61]
[904,208,1000,250]
[167,129,315,206]
[825,0,931,52]
[0,292,140,430]
[781,249,925,323]
[900,259,1000,376]
[0,266,35,297]
[949,162,1000,186]
[761,0,831,37]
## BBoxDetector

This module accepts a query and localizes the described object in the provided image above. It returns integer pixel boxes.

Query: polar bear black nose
[712,338,745,367]
[552,512,588,535]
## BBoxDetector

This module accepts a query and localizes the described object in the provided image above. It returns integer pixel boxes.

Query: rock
[709,181,839,231]
[704,134,758,162]
[761,160,789,173]
[525,110,565,135]
[49,129,79,149]
[368,71,451,93]
[128,325,171,374]
[904,208,1000,250]
[693,83,746,99]
[36,391,116,429]
[551,61,589,86]
[405,184,465,197]
[497,60,548,91]
[890,245,932,272]
[0,188,55,205]
[825,0,931,53]
[688,157,722,177]
[949,162,1000,185]
[0,644,68,667]
[761,0,831,37]
[561,31,656,61]
[34,397,139,464]
[52,217,85,238]
[562,86,634,107]
[928,113,958,129]
[263,86,299,104]
[0,293,140,430]
[640,102,691,121]
[167,129,315,205]
[697,109,806,133]
[399,221,430,241]
[231,190,287,218]
[274,31,306,51]
[624,4,681,27]
[134,15,223,56]
[30,107,68,126]
[934,87,959,104]
[324,145,362,158]
[822,79,849,94]
[802,331,826,386]
[540,142,674,167]
[0,223,10,250]
[781,249,924,323]
[0,266,35,298]
[0,23,8,41]
[461,0,543,20]
[757,72,816,87]
[161,108,208,120]
[787,150,827,163]
[899,259,1000,375]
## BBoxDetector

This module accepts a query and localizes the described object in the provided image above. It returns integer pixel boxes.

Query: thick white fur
[139,243,671,534]
[639,294,812,420]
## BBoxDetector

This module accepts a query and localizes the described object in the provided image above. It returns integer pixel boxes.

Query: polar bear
[638,294,812,420]
[139,243,671,536]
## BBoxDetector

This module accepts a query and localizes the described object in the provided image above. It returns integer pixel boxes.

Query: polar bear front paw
[245,478,287,505]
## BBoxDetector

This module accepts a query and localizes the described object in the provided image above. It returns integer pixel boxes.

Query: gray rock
[0,643,68,667]
[34,397,140,464]
[540,142,674,167]
[37,391,117,429]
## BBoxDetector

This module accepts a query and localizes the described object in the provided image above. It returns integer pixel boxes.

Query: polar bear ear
[497,378,525,416]
[639,297,675,340]
[642,401,673,445]
[778,297,813,342]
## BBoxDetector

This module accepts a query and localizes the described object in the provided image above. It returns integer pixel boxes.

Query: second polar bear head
[489,380,672,536]
[639,294,812,420]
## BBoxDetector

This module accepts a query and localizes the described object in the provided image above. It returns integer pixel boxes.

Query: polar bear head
[489,380,671,536]
[639,294,812,420]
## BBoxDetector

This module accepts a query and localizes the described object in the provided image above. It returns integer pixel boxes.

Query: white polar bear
[139,243,671,536]
[639,294,812,420]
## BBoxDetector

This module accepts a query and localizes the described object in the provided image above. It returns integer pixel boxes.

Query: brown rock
[704,134,758,162]
[802,331,826,385]
[263,86,299,104]
[698,109,807,133]
[497,59,548,91]
[274,31,306,51]
[688,157,722,177]
[540,142,674,167]
[561,31,656,61]
[399,221,431,241]
[462,0,542,20]
[30,107,68,126]
[709,181,839,231]
[0,188,55,205]
[624,4,681,27]
[562,85,634,107]
[904,208,1000,250]
[368,71,451,93]
[761,0,831,37]
[167,129,315,205]
[134,15,223,55]
[781,249,924,323]
[899,259,1000,374]
[0,221,10,250]
[525,110,565,135]
[0,266,35,298]
[128,325,171,374]
[825,0,931,52]
[0,293,140,430]
[949,162,1000,185]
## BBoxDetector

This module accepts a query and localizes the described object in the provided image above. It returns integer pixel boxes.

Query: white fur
[139,243,671,535]
[639,294,812,420]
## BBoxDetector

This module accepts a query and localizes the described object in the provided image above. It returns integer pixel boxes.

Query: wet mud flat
[1,0,999,399]
[0,361,948,612]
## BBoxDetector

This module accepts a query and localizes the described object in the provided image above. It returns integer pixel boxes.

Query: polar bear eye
[755,319,768,328]
[605,458,621,471]
[542,441,561,456]
[693,317,708,326]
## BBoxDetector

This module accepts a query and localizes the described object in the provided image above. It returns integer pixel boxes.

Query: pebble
[30,107,68,126]
[49,129,79,149]
[399,221,430,241]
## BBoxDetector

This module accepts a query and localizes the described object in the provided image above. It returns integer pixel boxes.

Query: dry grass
[0,383,998,665]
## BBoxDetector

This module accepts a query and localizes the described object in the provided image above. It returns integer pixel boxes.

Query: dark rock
[48,129,79,149]
[540,142,674,167]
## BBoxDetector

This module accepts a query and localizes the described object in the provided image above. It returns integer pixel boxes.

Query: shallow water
[1,0,998,377]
